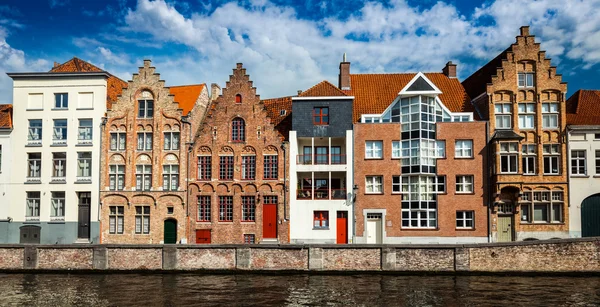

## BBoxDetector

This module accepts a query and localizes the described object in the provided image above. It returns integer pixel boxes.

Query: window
[219,156,234,180]
[436,141,446,158]
[235,94,242,104]
[54,93,68,109]
[495,103,512,129]
[521,190,563,223]
[314,146,328,164]
[400,175,442,229]
[365,141,383,159]
[313,211,329,229]
[28,119,42,142]
[137,132,153,151]
[264,155,278,179]
[456,175,473,193]
[109,206,124,234]
[0,145,2,172]
[456,211,474,229]
[135,206,150,234]
[53,119,67,143]
[231,118,245,142]
[244,234,255,244]
[392,175,401,193]
[543,144,560,174]
[365,176,383,194]
[518,72,534,87]
[28,153,41,178]
[596,150,600,174]
[138,98,154,118]
[198,196,211,222]
[110,132,126,151]
[571,150,586,175]
[78,119,92,142]
[163,165,179,191]
[197,156,211,180]
[52,152,66,179]
[26,192,40,219]
[241,156,256,180]
[163,132,180,150]
[242,196,256,222]
[313,107,329,125]
[136,165,152,191]
[77,152,92,179]
[109,165,125,191]
[51,192,65,219]
[500,142,518,173]
[331,146,342,164]
[518,103,535,129]
[542,103,559,129]
[455,140,473,158]
[219,196,233,222]
[392,141,401,159]
[522,144,536,174]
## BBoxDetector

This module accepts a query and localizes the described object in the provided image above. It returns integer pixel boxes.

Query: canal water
[1,273,600,306]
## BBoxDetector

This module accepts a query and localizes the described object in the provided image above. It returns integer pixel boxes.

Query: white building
[0,105,13,241]
[566,90,600,238]
[4,58,125,244]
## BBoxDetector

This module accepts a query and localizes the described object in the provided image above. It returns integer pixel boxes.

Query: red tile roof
[169,84,206,116]
[344,73,471,122]
[0,104,13,129]
[566,90,600,125]
[262,96,293,140]
[299,80,347,97]
[49,57,127,109]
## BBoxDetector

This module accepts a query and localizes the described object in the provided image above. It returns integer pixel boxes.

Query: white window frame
[518,72,534,88]
[571,150,586,176]
[163,164,179,191]
[499,142,519,174]
[392,141,401,159]
[137,132,153,151]
[54,93,69,109]
[542,103,559,129]
[26,192,40,220]
[518,103,535,129]
[77,152,92,180]
[456,175,473,194]
[365,141,383,159]
[495,103,512,129]
[522,144,536,175]
[110,132,126,151]
[365,176,383,194]
[78,119,93,142]
[51,191,65,220]
[136,165,152,191]
[53,119,68,144]
[543,144,561,175]
[392,175,401,193]
[456,211,474,229]
[455,140,473,158]
[52,152,66,179]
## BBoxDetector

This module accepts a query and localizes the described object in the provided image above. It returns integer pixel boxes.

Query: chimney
[520,26,530,37]
[210,83,221,102]
[53,62,60,68]
[297,90,302,96]
[338,53,350,90]
[442,61,457,78]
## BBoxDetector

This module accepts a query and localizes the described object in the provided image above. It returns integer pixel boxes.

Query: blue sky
[0,0,599,105]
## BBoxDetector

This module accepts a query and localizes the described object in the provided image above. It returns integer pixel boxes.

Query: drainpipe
[99,116,107,243]
[486,121,492,243]
[181,117,192,229]
[281,142,288,221]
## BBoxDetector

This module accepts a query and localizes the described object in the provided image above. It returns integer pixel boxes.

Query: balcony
[297,188,346,200]
[297,154,346,165]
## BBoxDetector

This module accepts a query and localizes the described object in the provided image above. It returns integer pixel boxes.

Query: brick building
[188,63,290,244]
[463,26,569,241]
[100,60,209,244]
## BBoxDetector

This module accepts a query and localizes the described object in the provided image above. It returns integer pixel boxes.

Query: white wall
[0,130,11,220]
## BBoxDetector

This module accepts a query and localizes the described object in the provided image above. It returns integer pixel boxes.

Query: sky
[0,0,599,105]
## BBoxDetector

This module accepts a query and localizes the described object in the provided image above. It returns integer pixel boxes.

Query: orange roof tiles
[262,96,293,139]
[299,80,347,97]
[169,84,205,116]
[0,104,13,129]
[566,90,600,125]
[49,57,127,109]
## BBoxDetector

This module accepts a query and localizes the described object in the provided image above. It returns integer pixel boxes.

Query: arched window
[138,90,154,118]
[232,117,245,142]
[235,94,242,104]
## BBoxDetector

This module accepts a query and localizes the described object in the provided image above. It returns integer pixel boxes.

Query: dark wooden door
[263,203,277,238]
[78,193,91,239]
[336,211,348,244]
[195,229,211,244]
[582,194,600,237]
[164,219,177,244]
[20,226,40,244]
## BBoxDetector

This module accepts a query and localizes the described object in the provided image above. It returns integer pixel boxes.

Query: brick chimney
[338,53,350,90]
[520,26,530,37]
[210,83,221,102]
[442,61,457,78]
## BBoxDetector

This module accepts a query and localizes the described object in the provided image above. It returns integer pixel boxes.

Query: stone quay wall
[1,238,599,273]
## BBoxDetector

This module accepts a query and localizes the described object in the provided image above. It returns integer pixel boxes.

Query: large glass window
[543,144,561,174]
[365,141,383,159]
[455,140,473,158]
[522,144,536,174]
[500,142,518,173]
[136,165,152,191]
[400,175,442,229]
[521,190,563,223]
[571,150,586,175]
[495,103,512,129]
[542,103,559,129]
[518,103,535,129]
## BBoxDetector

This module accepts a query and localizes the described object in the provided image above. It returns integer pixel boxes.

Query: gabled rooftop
[262,96,293,140]
[169,84,206,116]
[298,80,348,97]
[566,90,600,126]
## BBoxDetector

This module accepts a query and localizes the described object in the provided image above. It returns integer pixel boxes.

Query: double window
[51,192,65,219]
[109,165,125,191]
[455,140,473,158]
[571,150,586,175]
[241,156,256,180]
[77,152,92,179]
[54,93,68,109]
[242,196,256,222]
[264,155,278,179]
[136,165,152,191]
[110,132,126,151]
[495,103,512,129]
[518,72,534,88]
[138,99,154,118]
[522,144,536,174]
[219,156,234,180]
[543,144,560,174]
[518,103,535,129]
[164,132,180,150]
[365,176,383,194]
[197,156,211,180]
[456,211,474,229]
[137,132,153,151]
[313,211,329,229]
[520,190,563,223]
[28,119,42,142]
[313,107,329,125]
[219,196,233,222]
[26,192,41,219]
[135,206,150,234]
[78,119,92,142]
[28,153,41,178]
[365,141,383,159]
[109,206,124,234]
[456,175,474,193]
[499,142,518,173]
[198,196,211,222]
[52,153,66,179]
[53,119,67,143]
[542,103,559,129]
[163,165,179,191]
[231,118,245,142]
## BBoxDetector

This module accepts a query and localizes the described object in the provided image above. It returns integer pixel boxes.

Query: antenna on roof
[343,53,347,62]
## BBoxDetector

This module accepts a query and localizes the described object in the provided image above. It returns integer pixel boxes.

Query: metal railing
[296,154,346,165]
[296,188,346,200]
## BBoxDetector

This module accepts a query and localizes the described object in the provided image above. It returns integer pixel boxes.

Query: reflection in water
[0,273,600,306]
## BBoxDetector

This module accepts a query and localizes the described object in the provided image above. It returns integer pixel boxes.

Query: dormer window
[138,90,154,118]
[518,73,534,88]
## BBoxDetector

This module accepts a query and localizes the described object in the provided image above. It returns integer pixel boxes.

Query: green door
[164,219,177,244]
[582,194,600,237]
[497,216,513,242]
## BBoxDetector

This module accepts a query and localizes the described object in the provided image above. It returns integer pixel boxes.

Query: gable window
[77,152,92,180]
[135,206,150,234]
[136,165,152,191]
[518,73,534,88]
[456,175,474,193]
[264,155,278,179]
[78,119,93,142]
[494,103,512,129]
[53,119,67,144]
[138,98,154,118]
[313,107,329,125]
[163,164,179,191]
[219,156,234,180]
[51,192,65,220]
[164,132,180,150]
[198,196,211,222]
[197,156,212,181]
[109,165,125,191]
[137,132,153,151]
[522,144,536,174]
[542,103,559,129]
[235,94,242,103]
[455,140,473,158]
[52,152,66,180]
[109,206,124,234]
[365,141,383,159]
[219,196,233,222]
[110,132,126,151]
[241,155,256,180]
[543,144,560,175]
[231,118,245,142]
[241,196,256,222]
[518,103,535,129]
[456,211,474,229]
[28,119,42,143]
[499,142,518,173]
[26,192,41,220]
[54,93,68,109]
[28,153,41,179]
[365,176,383,194]
[313,211,329,229]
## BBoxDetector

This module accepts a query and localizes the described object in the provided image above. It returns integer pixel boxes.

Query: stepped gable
[0,104,13,129]
[566,90,600,125]
[299,80,347,97]
[461,48,509,100]
[169,84,206,116]
[49,57,127,109]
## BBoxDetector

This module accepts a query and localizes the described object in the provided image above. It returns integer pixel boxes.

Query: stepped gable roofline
[0,104,13,129]
[168,84,206,116]
[461,47,509,100]
[297,80,348,98]
[566,89,600,126]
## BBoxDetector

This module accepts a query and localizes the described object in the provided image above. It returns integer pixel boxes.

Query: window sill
[50,179,66,184]
[241,221,256,224]
[364,192,384,195]
[523,173,537,176]
[499,172,519,175]
[50,143,68,147]
[76,108,94,111]
[134,233,151,235]
[49,219,65,224]
[25,179,41,184]
[401,227,439,231]
[455,192,475,195]
[454,156,474,159]
[196,221,211,223]
[312,227,329,230]
[76,142,93,147]
[570,175,589,178]
[542,174,561,176]
[593,175,600,178]
[520,222,564,225]
[364,158,384,160]
[197,179,212,182]
[218,221,234,224]
[136,149,152,152]
[25,143,42,147]
[136,117,154,120]
[263,178,278,181]
[456,227,476,231]
[26,109,44,111]
[24,220,40,224]
[51,108,69,111]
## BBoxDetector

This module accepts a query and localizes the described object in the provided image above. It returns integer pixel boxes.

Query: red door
[337,211,348,244]
[263,203,277,238]
[196,229,211,244]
